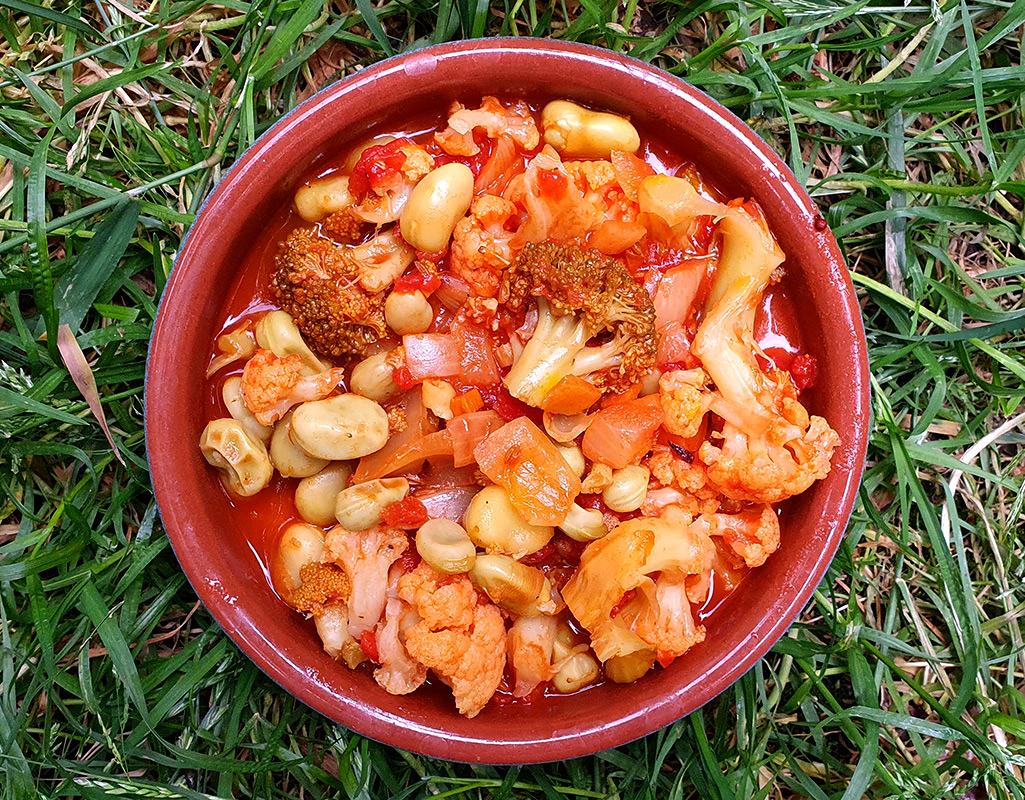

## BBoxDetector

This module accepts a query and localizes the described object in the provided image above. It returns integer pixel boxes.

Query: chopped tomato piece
[381,496,430,528]
[599,382,642,408]
[589,219,647,255]
[392,365,417,390]
[360,629,380,662]
[474,417,581,526]
[393,269,442,295]
[478,385,539,423]
[789,353,818,391]
[536,168,567,198]
[348,139,410,198]
[398,543,422,574]
[582,395,664,469]
[610,151,655,201]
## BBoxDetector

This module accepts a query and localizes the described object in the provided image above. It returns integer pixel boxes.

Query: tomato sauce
[202,96,815,705]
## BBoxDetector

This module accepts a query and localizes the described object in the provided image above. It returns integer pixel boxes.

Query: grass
[1,0,1024,797]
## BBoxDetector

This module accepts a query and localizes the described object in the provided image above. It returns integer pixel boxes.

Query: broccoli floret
[272,228,387,357]
[292,562,351,617]
[502,242,657,405]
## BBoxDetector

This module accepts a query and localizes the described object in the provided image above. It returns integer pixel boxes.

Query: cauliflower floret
[564,160,637,224]
[291,562,351,617]
[435,96,540,156]
[616,570,706,664]
[272,229,389,357]
[562,511,714,664]
[450,195,519,297]
[699,410,840,504]
[565,159,617,192]
[659,368,714,438]
[701,504,780,568]
[240,348,345,425]
[373,563,428,695]
[644,445,721,515]
[322,525,407,639]
[351,141,435,224]
[398,563,507,718]
[690,202,840,503]
[506,146,603,246]
[395,562,476,630]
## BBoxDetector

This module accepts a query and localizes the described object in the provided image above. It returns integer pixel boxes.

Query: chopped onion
[448,410,504,467]
[403,333,462,380]
[653,262,707,331]
[655,321,692,369]
[495,342,515,368]
[354,388,438,482]
[414,487,478,523]
[435,274,469,312]
[455,323,501,386]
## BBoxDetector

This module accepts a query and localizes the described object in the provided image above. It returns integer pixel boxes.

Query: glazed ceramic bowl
[146,39,869,763]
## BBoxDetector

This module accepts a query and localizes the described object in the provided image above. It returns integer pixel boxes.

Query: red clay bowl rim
[146,38,870,763]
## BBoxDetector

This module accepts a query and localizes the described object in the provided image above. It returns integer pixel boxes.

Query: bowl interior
[146,39,869,763]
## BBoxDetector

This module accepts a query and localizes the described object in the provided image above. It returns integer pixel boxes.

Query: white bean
[222,376,272,444]
[295,462,353,526]
[385,289,433,335]
[399,163,473,253]
[199,418,273,497]
[468,554,556,616]
[350,351,402,403]
[463,485,554,558]
[255,310,327,375]
[270,412,329,478]
[558,503,608,542]
[541,100,640,158]
[555,443,586,479]
[604,649,656,684]
[289,394,389,461]
[335,477,409,531]
[602,465,649,512]
[552,652,600,693]
[415,519,476,574]
[421,379,455,420]
[294,175,353,222]
[277,522,325,597]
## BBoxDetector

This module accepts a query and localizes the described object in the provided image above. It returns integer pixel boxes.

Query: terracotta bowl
[146,39,869,763]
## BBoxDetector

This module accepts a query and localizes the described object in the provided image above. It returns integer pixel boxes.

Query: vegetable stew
[200,96,840,718]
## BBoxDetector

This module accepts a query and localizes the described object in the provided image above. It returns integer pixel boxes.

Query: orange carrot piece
[540,375,602,416]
